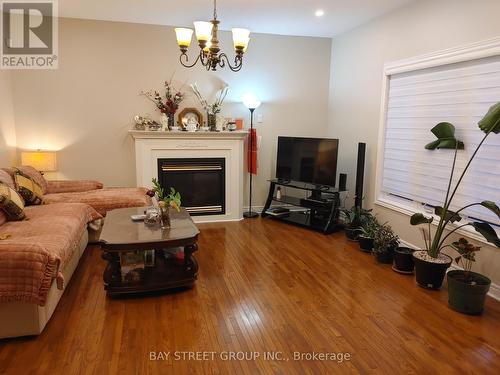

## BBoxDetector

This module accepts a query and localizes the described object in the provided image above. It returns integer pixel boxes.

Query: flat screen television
[276,136,339,187]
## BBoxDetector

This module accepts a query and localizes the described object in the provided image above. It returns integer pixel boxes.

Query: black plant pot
[358,236,374,252]
[375,251,393,264]
[345,227,361,241]
[393,247,415,274]
[413,251,452,289]
[447,270,491,315]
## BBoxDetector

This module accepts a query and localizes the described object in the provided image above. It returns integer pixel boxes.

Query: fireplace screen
[157,158,225,216]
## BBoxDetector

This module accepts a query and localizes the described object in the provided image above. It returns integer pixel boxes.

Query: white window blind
[381,55,500,228]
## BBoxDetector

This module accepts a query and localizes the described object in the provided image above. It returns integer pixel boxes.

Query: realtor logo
[1,0,58,69]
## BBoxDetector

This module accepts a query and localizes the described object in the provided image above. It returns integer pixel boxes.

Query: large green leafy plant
[411,102,500,258]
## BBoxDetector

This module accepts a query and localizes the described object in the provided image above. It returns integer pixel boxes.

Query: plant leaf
[471,222,500,248]
[478,102,500,134]
[425,122,465,150]
[435,206,462,223]
[481,201,500,219]
[410,213,433,226]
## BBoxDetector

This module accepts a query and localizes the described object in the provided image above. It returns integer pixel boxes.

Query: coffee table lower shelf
[102,249,199,297]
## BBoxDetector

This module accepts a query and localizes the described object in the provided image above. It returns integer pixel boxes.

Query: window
[376,38,500,234]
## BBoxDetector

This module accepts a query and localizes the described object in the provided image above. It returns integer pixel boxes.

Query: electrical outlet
[257,114,263,123]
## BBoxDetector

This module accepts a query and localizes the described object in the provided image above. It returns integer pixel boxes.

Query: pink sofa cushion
[0,170,15,190]
[0,203,102,305]
[46,180,104,194]
[17,166,48,194]
[43,187,151,215]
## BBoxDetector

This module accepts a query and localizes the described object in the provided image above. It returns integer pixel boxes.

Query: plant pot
[393,247,415,274]
[358,236,374,252]
[345,227,361,241]
[447,270,491,315]
[413,251,452,289]
[375,251,393,264]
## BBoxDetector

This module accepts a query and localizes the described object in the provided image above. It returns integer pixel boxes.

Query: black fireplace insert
[157,158,225,216]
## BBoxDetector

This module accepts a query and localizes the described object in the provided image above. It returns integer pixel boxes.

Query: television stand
[261,179,344,234]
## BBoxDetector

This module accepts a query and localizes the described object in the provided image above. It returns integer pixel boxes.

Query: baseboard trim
[399,240,500,301]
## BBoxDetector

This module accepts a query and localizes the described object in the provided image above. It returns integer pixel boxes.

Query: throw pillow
[0,170,15,190]
[14,173,44,205]
[0,183,26,221]
[17,165,48,194]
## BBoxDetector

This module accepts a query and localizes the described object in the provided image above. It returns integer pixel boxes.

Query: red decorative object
[247,128,257,175]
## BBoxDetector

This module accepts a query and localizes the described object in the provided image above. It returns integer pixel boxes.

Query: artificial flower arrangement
[146,178,182,228]
[191,83,229,130]
[141,77,186,123]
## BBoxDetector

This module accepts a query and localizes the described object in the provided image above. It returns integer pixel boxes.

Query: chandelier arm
[179,52,202,68]
[218,53,243,72]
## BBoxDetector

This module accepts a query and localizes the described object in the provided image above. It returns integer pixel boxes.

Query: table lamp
[242,94,261,219]
[21,151,57,174]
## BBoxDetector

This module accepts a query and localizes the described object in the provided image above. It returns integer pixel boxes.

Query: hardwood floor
[1,218,499,374]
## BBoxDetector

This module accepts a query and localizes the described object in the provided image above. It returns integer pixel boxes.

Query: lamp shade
[232,28,250,49]
[175,28,194,47]
[242,93,261,110]
[21,151,57,172]
[194,21,213,42]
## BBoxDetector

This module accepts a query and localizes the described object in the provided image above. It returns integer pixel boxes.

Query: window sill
[375,197,496,248]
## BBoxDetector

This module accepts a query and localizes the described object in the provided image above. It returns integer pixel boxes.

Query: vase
[168,114,175,130]
[160,206,171,228]
[207,113,217,131]
[159,113,169,131]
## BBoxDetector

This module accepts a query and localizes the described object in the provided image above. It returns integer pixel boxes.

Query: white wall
[0,71,17,166]
[10,18,332,206]
[328,0,500,287]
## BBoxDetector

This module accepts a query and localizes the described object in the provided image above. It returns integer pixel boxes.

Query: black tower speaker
[339,173,347,192]
[355,143,366,208]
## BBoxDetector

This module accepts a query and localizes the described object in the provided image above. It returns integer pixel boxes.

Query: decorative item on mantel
[134,115,162,131]
[174,0,251,72]
[141,77,186,131]
[146,178,182,228]
[191,83,229,131]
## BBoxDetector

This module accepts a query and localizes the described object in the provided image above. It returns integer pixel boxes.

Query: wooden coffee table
[98,207,200,297]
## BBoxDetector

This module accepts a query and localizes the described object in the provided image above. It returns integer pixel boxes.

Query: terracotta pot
[413,251,452,289]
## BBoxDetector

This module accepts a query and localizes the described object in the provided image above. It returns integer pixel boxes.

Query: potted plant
[410,103,500,289]
[393,247,415,274]
[343,206,372,241]
[373,223,399,263]
[447,238,491,315]
[358,215,380,252]
[147,178,182,228]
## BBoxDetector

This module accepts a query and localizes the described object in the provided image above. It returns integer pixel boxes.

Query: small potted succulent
[393,247,415,274]
[343,206,372,241]
[358,215,380,252]
[410,102,500,289]
[373,223,399,264]
[447,238,491,315]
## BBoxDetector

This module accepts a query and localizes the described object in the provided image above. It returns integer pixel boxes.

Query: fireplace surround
[130,130,247,222]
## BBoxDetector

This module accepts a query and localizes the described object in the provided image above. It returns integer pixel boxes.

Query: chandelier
[174,0,250,72]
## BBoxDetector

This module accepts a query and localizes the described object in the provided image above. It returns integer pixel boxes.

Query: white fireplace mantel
[130,130,248,223]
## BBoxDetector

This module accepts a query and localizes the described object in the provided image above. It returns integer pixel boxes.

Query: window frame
[374,36,500,245]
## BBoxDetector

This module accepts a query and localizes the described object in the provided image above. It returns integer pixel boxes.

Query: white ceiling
[59,0,416,38]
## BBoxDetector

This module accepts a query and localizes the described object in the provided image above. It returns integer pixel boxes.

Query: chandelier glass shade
[174,0,250,72]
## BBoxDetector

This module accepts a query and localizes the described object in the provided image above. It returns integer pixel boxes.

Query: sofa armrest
[45,180,104,194]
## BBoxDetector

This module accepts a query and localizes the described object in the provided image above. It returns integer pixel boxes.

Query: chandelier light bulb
[175,28,194,47]
[232,28,251,49]
[194,21,213,42]
[315,9,325,17]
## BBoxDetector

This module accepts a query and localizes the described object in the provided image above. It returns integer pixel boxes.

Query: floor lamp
[243,94,261,219]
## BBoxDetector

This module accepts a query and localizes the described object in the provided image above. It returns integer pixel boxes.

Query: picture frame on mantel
[177,108,204,129]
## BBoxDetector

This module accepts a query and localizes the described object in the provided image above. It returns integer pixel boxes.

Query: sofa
[0,166,151,339]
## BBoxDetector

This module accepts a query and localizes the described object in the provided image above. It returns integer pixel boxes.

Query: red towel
[247,128,258,175]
